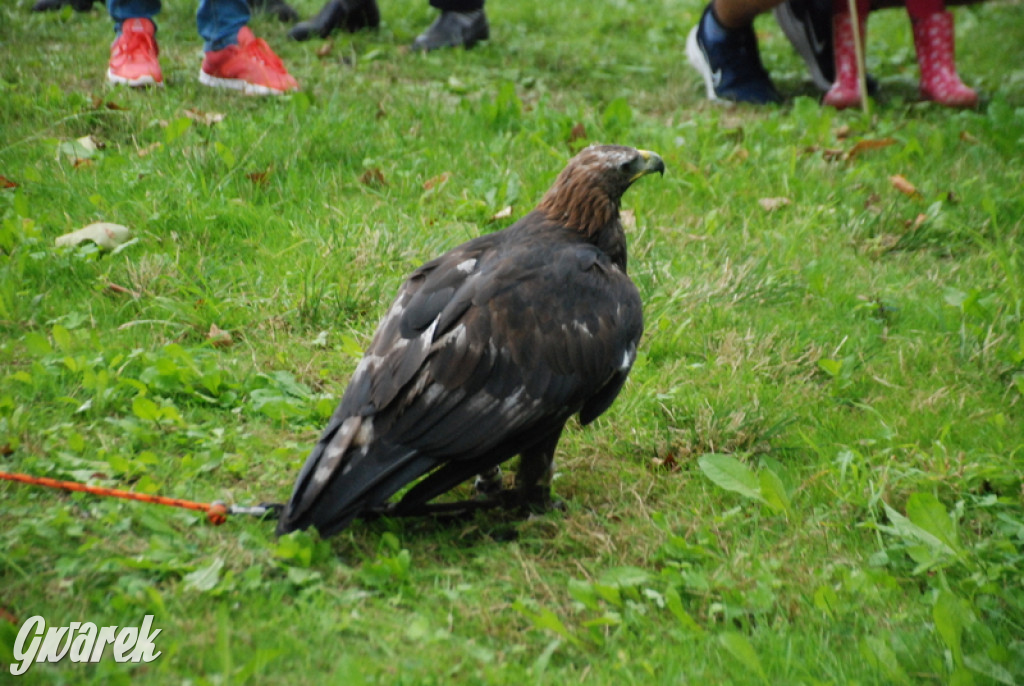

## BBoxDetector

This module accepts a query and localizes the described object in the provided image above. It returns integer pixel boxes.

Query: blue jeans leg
[197,0,252,52]
[108,0,161,35]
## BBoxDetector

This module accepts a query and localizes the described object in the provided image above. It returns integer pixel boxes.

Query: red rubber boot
[823,9,868,109]
[912,11,977,107]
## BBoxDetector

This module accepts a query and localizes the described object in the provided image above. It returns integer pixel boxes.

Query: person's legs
[429,0,483,10]
[107,0,162,86]
[413,0,489,51]
[196,0,250,52]
[108,0,159,32]
[686,0,784,103]
[710,0,783,28]
[907,0,977,106]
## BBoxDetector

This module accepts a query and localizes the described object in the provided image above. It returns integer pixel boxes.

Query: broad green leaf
[963,654,1017,685]
[860,636,910,685]
[132,396,161,422]
[23,331,52,356]
[906,492,961,554]
[665,587,704,634]
[591,582,622,608]
[933,590,968,666]
[882,501,957,558]
[817,358,842,377]
[164,116,192,144]
[567,579,599,611]
[51,324,72,353]
[513,603,581,648]
[698,454,765,504]
[598,566,651,589]
[813,585,839,618]
[950,667,977,686]
[719,632,768,683]
[215,141,236,168]
[758,468,792,516]
[184,557,224,592]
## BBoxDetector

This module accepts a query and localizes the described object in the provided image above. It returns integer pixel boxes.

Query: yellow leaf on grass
[758,197,791,212]
[184,109,225,126]
[889,174,920,197]
[207,324,233,348]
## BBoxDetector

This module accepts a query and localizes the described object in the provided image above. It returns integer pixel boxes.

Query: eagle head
[537,145,665,239]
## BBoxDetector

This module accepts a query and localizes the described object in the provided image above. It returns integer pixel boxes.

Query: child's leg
[907,0,978,106]
[823,0,870,108]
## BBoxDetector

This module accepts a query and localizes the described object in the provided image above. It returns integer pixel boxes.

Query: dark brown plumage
[277,145,664,538]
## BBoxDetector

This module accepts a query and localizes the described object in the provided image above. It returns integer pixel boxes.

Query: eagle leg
[513,429,564,513]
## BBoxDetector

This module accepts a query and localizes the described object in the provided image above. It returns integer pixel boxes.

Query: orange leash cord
[0,471,281,525]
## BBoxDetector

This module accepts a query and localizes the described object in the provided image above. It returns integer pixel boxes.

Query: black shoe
[289,0,381,41]
[411,10,489,52]
[773,0,879,94]
[248,0,299,23]
[32,0,102,11]
[686,4,782,104]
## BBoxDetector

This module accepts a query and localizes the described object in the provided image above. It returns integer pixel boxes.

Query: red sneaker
[107,17,163,87]
[199,27,298,96]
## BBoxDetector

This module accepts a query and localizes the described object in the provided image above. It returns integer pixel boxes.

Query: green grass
[2,0,1023,683]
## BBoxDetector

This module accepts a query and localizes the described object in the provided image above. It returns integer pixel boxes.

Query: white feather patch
[313,416,360,485]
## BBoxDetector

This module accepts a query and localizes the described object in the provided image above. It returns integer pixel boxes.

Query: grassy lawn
[2,0,1023,683]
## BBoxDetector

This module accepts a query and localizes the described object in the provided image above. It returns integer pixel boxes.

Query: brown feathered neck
[536,162,623,241]
[534,157,629,270]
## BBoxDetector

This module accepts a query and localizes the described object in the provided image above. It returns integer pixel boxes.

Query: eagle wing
[277,227,643,537]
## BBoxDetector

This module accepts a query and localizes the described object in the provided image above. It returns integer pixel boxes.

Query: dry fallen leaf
[105,282,140,298]
[491,206,513,220]
[907,213,928,231]
[137,142,162,157]
[360,168,387,187]
[78,135,104,152]
[92,96,128,111]
[246,169,271,187]
[889,174,920,197]
[822,148,845,162]
[55,222,133,250]
[184,109,225,126]
[58,135,104,163]
[728,147,750,163]
[316,41,333,58]
[423,172,451,191]
[0,175,18,189]
[834,124,852,139]
[569,122,587,143]
[758,197,791,212]
[959,130,979,144]
[207,324,233,348]
[651,451,679,472]
[846,138,897,160]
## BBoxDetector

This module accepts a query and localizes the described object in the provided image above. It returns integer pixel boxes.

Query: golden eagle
[277,145,664,538]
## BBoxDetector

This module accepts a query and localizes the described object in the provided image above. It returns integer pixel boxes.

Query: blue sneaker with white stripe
[686,4,782,105]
